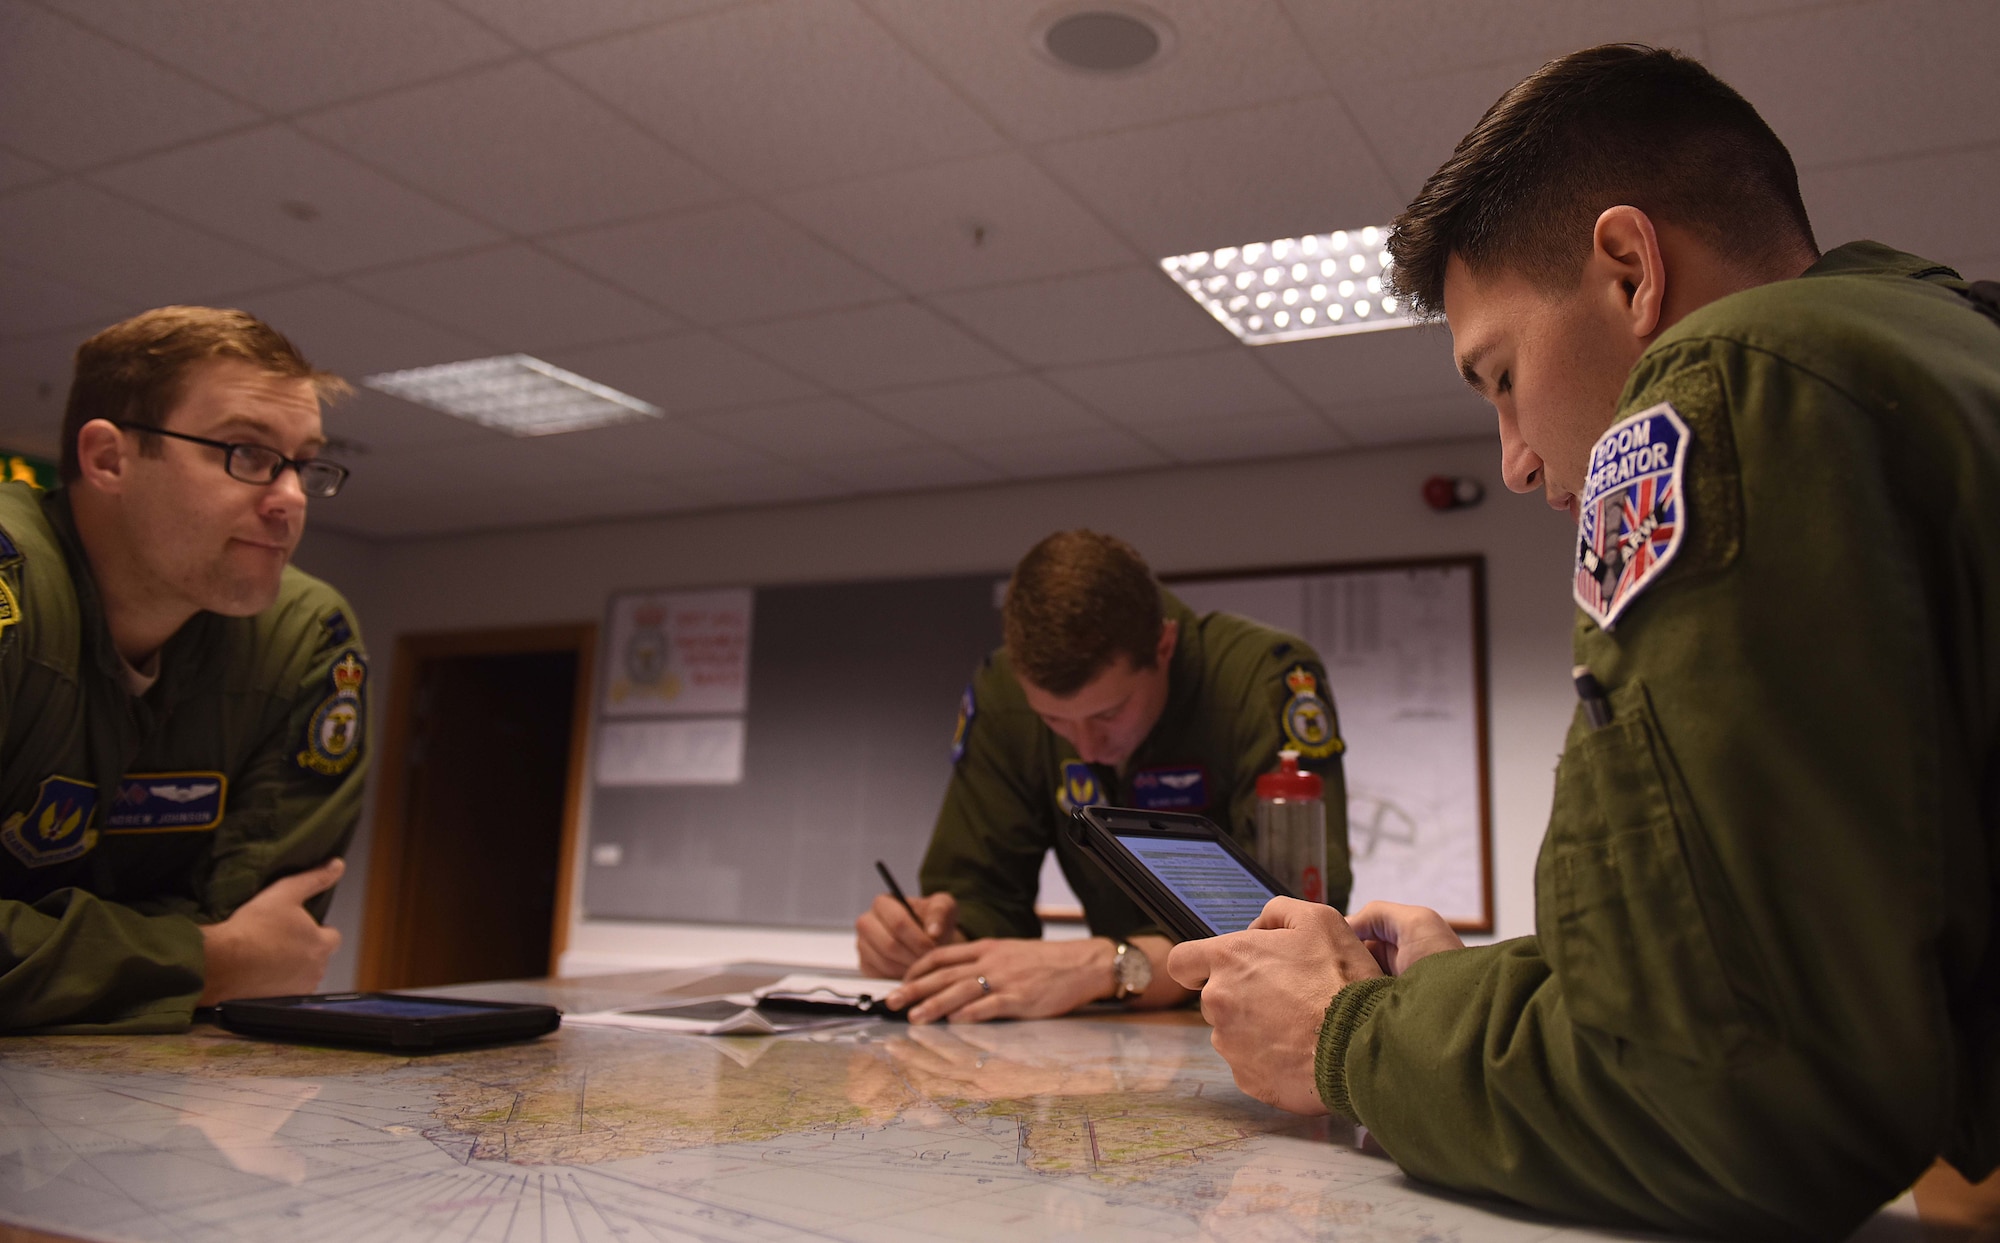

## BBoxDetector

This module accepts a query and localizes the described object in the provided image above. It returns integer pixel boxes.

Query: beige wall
[294,435,1581,987]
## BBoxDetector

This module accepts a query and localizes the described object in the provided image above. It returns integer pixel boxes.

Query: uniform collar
[1803,240,1960,283]
[41,487,216,700]
[1120,589,1201,773]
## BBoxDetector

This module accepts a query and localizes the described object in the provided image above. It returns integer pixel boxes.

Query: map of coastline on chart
[0,1013,1635,1242]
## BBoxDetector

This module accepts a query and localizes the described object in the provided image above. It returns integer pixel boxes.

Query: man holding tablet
[856,529,1350,1024]
[0,307,366,1033]
[1169,45,2000,1239]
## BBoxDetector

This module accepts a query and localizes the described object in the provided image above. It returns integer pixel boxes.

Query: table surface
[0,965,1924,1243]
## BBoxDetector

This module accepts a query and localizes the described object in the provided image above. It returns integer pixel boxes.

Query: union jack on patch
[1574,402,1691,629]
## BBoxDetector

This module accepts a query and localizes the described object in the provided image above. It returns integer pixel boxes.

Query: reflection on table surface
[0,964,1926,1243]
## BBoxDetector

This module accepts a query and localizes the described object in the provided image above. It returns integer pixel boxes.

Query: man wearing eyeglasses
[0,305,365,1033]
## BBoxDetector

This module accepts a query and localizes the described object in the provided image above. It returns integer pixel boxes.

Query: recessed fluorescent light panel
[1161,226,1415,345]
[363,354,662,436]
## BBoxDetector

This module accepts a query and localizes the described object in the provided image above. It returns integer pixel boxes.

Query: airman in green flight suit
[0,306,365,1034]
[1169,45,2000,1241]
[856,530,1350,1024]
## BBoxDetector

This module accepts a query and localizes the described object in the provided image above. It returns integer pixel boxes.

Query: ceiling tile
[0,262,129,339]
[1278,0,1700,84]
[447,0,740,49]
[0,1,257,171]
[1040,97,1403,257]
[777,153,1137,294]
[0,331,78,455]
[1254,325,1465,408]
[689,397,922,459]
[863,373,1108,443]
[929,267,1230,367]
[232,283,492,379]
[550,0,1007,192]
[958,427,1169,479]
[93,126,500,276]
[1712,0,2000,169]
[545,333,818,415]
[811,444,1001,492]
[546,203,897,325]
[548,414,775,475]
[1049,348,1304,426]
[1143,409,1349,463]
[347,245,681,352]
[725,302,1015,391]
[0,148,55,193]
[0,180,301,306]
[315,387,493,454]
[864,0,1326,144]
[297,61,727,236]
[1341,58,1560,202]
[1324,392,1492,447]
[668,461,847,508]
[1802,146,2000,273]
[42,0,515,113]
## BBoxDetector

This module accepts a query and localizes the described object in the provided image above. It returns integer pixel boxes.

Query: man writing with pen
[855,529,1351,1024]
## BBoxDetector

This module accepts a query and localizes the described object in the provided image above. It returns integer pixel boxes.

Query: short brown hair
[1386,44,1816,318]
[1003,530,1163,695]
[60,306,349,483]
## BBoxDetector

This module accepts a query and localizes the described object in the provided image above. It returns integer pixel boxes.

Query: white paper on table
[595,717,745,786]
[564,995,865,1036]
[751,975,905,1008]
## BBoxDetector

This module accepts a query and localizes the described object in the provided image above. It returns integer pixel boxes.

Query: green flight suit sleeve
[1219,654,1352,912]
[919,663,1052,941]
[0,892,206,1033]
[198,583,369,924]
[1314,346,1971,1239]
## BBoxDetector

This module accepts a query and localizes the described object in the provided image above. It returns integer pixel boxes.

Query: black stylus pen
[1572,665,1614,731]
[874,860,922,924]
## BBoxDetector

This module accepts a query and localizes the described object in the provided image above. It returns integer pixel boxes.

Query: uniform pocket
[1540,680,1757,1066]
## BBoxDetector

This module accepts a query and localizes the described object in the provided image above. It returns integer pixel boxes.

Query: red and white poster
[600,588,753,719]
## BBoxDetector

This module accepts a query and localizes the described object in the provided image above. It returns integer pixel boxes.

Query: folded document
[566,975,906,1036]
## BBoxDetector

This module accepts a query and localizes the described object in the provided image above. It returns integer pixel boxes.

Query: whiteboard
[1169,559,1493,930]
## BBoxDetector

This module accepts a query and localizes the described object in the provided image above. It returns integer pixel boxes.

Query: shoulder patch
[1575,402,1690,629]
[1,776,99,867]
[1055,761,1102,815]
[949,682,976,764]
[296,649,366,777]
[1279,664,1343,759]
[322,609,353,648]
[0,575,17,641]
[0,524,20,566]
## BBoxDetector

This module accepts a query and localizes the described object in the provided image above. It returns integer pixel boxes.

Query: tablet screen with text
[1114,833,1277,935]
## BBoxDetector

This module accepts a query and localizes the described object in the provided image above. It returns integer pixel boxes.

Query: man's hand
[890,936,1117,1024]
[1347,901,1464,976]
[1166,897,1384,1116]
[855,891,962,979]
[198,858,344,1005]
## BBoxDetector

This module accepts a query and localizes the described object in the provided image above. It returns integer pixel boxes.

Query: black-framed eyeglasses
[112,422,350,499]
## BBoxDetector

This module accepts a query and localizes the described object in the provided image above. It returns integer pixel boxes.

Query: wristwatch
[1111,940,1152,1002]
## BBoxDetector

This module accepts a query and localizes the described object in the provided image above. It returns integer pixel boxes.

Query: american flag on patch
[1573,402,1690,629]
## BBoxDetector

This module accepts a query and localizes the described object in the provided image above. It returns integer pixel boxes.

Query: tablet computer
[216,992,561,1051]
[1066,806,1292,942]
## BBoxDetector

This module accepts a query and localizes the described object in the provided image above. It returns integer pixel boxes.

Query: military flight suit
[0,484,368,1034]
[1314,244,2000,1241]
[921,590,1350,942]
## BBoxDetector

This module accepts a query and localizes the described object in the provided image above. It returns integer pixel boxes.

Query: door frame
[356,623,597,989]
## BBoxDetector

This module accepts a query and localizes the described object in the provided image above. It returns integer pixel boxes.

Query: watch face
[1116,942,1153,995]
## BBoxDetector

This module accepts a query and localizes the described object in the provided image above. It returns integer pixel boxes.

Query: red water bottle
[1254,750,1327,903]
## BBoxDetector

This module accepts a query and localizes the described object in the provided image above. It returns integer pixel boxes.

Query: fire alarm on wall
[1423,475,1485,511]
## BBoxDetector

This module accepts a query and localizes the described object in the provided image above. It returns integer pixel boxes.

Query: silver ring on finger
[976,975,991,994]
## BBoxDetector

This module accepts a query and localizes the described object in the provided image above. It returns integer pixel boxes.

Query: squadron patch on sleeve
[949,683,976,765]
[1055,761,1102,815]
[0,576,17,641]
[1,776,99,867]
[1279,665,1343,760]
[1575,402,1690,630]
[322,609,354,648]
[296,649,366,777]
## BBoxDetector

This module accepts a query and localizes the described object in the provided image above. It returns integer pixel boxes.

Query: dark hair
[1386,44,1816,317]
[1002,530,1163,696]
[61,306,348,483]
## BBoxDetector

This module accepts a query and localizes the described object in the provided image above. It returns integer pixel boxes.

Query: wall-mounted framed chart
[1166,556,1493,932]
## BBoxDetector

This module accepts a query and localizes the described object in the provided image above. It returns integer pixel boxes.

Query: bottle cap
[1256,749,1322,800]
